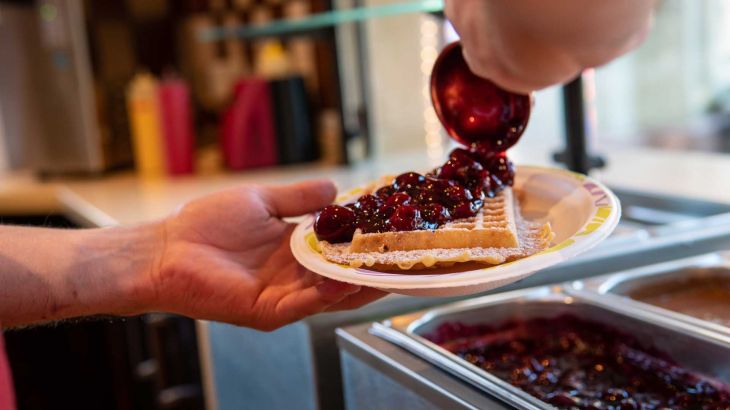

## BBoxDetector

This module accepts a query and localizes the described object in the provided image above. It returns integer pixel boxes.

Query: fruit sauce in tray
[425,314,730,409]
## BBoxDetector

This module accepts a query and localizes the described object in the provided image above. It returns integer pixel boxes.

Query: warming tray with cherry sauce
[370,287,730,409]
[570,251,730,338]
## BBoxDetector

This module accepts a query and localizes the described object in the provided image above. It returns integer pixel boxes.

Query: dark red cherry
[547,393,578,407]
[357,214,390,234]
[423,176,456,192]
[314,205,357,243]
[603,388,629,403]
[459,159,484,183]
[355,194,382,216]
[450,201,480,219]
[393,172,425,191]
[412,188,436,204]
[386,192,411,207]
[376,217,392,233]
[356,215,373,233]
[618,398,638,410]
[488,153,515,187]
[462,159,485,181]
[449,149,477,169]
[436,159,459,180]
[438,157,484,185]
[466,169,490,199]
[449,147,475,164]
[418,177,456,204]
[489,152,515,181]
[375,185,395,200]
[421,203,450,226]
[443,185,473,205]
[431,42,531,150]
[389,205,421,231]
[379,204,396,219]
[469,143,498,165]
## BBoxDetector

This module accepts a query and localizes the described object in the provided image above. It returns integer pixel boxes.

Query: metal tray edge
[569,251,730,339]
[368,322,551,410]
[370,282,730,410]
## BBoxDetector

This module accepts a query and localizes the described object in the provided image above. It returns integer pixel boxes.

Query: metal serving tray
[569,252,730,338]
[370,286,730,410]
[604,188,730,245]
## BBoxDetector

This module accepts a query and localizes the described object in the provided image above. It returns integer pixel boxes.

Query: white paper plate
[290,166,620,297]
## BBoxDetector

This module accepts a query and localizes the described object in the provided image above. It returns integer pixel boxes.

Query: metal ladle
[430,42,532,152]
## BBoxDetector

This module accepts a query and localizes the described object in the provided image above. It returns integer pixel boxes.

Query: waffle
[319,187,554,270]
[351,188,518,253]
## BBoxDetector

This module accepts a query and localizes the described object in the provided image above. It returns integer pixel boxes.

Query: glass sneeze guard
[199,0,444,41]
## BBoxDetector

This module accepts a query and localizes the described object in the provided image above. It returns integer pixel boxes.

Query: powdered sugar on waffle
[319,215,553,270]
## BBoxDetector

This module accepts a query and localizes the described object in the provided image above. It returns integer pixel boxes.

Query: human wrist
[73,222,166,318]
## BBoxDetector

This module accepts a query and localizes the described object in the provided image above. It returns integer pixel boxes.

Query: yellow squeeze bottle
[127,73,166,177]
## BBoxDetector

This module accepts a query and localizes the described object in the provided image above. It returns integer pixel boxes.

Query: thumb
[260,180,337,218]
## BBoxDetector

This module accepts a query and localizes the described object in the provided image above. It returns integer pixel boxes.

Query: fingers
[325,287,388,312]
[259,180,336,218]
[271,279,361,326]
[444,0,537,94]
[446,0,655,94]
[447,1,559,94]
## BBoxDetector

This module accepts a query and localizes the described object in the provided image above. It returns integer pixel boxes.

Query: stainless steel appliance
[0,0,132,174]
[0,0,43,170]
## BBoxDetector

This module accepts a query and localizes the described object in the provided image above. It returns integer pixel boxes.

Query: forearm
[0,224,162,327]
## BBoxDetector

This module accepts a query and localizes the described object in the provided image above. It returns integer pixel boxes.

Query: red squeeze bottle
[158,78,195,175]
[220,78,278,169]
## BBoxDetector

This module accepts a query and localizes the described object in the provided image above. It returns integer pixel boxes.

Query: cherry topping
[619,398,638,410]
[426,314,730,410]
[314,205,357,243]
[488,152,515,188]
[357,214,390,234]
[354,194,382,216]
[389,205,422,231]
[393,172,425,191]
[450,201,479,219]
[378,204,396,219]
[386,192,412,207]
[546,392,578,407]
[443,185,473,205]
[437,156,483,185]
[449,147,475,164]
[436,159,459,180]
[412,188,436,205]
[423,176,456,191]
[375,185,395,200]
[603,388,630,402]
[465,168,490,199]
[314,133,518,240]
[469,143,497,165]
[421,203,450,226]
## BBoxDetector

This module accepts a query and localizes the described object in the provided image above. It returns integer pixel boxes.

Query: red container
[220,78,278,170]
[158,78,195,175]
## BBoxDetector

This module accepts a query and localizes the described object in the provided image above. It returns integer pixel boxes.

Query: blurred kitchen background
[1,0,729,177]
[2,0,730,410]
